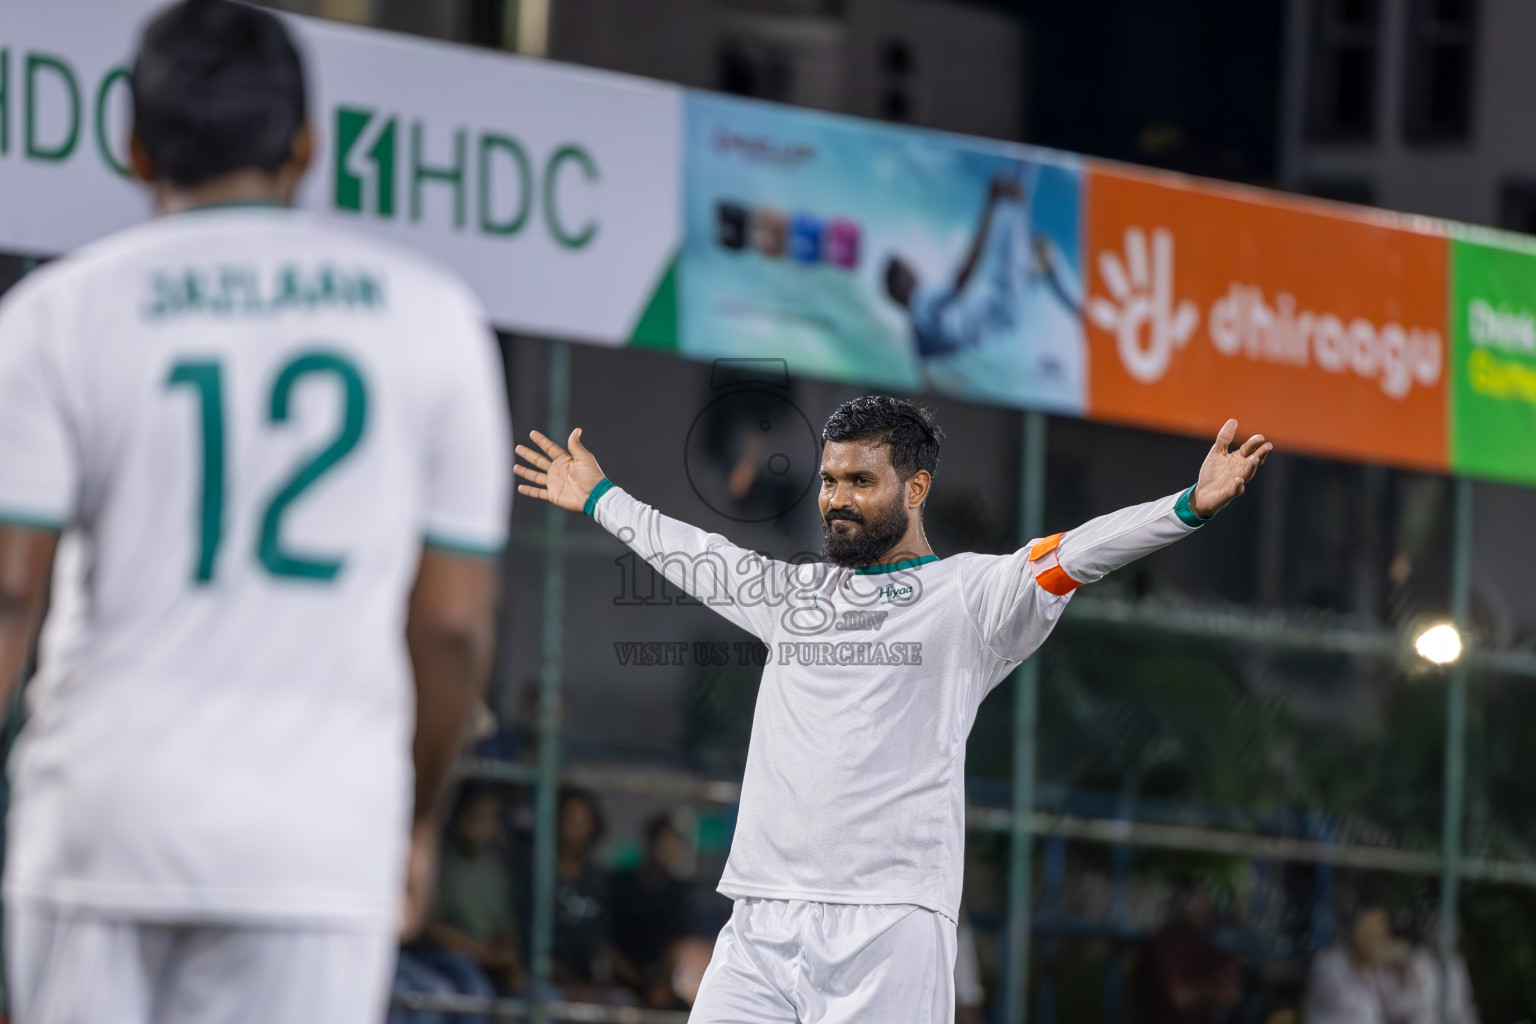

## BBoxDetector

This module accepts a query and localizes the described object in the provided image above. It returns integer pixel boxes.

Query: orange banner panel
[1085,166,1449,471]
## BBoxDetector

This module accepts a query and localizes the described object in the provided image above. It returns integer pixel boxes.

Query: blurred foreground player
[514,398,1268,1024]
[0,2,510,1020]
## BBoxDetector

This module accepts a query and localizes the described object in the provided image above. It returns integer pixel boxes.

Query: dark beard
[821,497,911,568]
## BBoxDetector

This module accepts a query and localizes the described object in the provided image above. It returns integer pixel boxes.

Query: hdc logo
[335,107,397,218]
[331,105,602,249]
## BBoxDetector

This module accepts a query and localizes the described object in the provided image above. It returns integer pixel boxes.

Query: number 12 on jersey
[165,351,369,585]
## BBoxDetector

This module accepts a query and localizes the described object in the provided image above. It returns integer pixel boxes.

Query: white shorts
[4,903,396,1024]
[690,898,956,1024]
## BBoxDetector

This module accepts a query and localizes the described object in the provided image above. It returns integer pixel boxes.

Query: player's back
[0,205,510,926]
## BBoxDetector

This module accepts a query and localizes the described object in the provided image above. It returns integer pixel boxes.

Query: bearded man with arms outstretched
[515,396,1269,1024]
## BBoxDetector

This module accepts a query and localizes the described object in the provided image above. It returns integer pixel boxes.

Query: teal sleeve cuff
[583,477,615,518]
[1174,485,1212,528]
[0,507,66,533]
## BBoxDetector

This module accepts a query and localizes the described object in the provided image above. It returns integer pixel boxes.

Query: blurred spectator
[1423,947,1479,1024]
[465,701,527,764]
[1132,886,1241,1024]
[390,955,490,1024]
[1405,916,1480,1024]
[419,784,524,994]
[609,813,696,1006]
[1304,901,1433,1024]
[551,787,611,995]
[1434,951,1479,1024]
[390,785,511,1024]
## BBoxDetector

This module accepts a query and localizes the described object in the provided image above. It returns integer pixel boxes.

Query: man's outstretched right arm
[515,428,784,640]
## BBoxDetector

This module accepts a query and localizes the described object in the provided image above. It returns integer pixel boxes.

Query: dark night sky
[1003,0,1288,185]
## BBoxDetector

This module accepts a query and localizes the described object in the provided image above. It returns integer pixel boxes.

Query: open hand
[514,428,608,513]
[1192,419,1271,518]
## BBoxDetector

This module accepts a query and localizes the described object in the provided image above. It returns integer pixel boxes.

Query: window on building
[1298,176,1377,207]
[1498,181,1536,236]
[717,36,796,103]
[464,0,505,49]
[1402,0,1477,143]
[1305,0,1381,142]
[878,39,917,123]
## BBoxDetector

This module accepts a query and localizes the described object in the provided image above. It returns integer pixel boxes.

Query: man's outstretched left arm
[966,420,1270,667]
[1047,418,1270,587]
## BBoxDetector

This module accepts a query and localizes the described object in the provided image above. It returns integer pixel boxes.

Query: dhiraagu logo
[331,105,600,248]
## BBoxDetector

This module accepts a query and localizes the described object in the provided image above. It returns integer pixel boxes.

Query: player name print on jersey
[143,262,386,320]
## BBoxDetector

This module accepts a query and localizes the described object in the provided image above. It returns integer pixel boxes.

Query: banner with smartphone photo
[680,92,1088,415]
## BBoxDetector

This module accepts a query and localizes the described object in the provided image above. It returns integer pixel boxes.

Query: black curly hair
[821,395,943,481]
[132,0,308,188]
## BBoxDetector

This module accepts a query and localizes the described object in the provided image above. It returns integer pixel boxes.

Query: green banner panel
[1450,238,1536,485]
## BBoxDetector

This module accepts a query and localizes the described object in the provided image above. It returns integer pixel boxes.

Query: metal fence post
[1438,477,1473,1024]
[1003,411,1047,1024]
[529,341,571,1022]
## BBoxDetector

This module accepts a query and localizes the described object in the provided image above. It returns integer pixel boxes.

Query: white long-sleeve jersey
[586,480,1209,921]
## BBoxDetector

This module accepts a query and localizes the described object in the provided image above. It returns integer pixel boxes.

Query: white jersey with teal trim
[0,205,511,925]
[586,481,1208,922]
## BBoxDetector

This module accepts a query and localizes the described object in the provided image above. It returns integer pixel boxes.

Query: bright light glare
[1415,623,1463,665]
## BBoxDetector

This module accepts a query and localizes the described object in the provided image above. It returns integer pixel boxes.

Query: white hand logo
[1088,227,1200,384]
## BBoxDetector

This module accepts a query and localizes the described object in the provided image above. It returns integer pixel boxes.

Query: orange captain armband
[1027,532,1082,596]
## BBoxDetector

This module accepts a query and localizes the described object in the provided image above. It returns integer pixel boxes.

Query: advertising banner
[13,1,1536,485]
[0,2,681,345]
[1085,166,1450,471]
[1449,235,1536,485]
[680,93,1087,415]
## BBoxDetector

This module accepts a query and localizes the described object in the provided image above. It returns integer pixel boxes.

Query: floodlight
[1414,623,1463,666]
